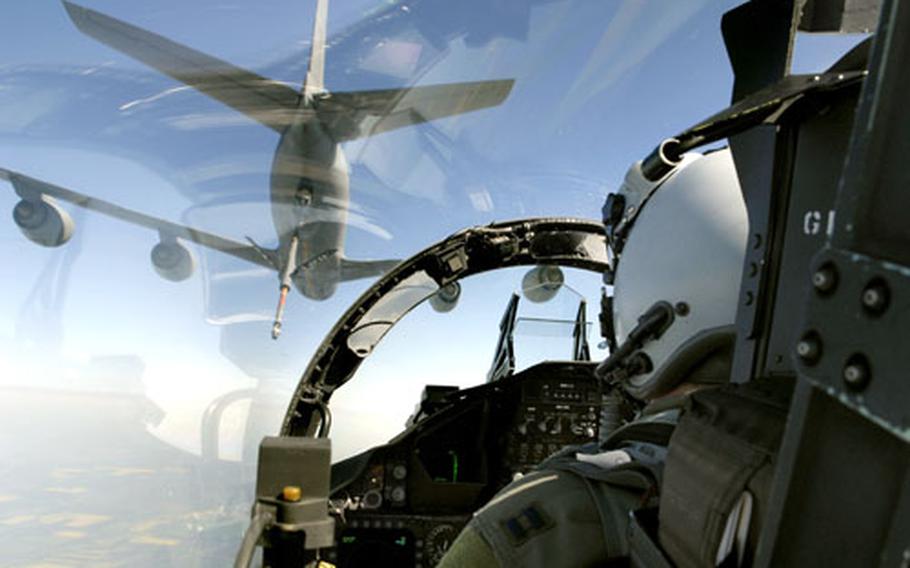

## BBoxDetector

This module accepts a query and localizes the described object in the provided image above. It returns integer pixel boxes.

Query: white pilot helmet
[606,148,748,400]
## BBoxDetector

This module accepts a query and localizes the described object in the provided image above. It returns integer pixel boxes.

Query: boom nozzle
[271,286,289,340]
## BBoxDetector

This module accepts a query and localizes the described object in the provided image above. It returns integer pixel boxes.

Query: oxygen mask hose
[594,301,675,381]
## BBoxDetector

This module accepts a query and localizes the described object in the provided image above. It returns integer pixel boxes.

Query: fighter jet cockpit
[292,220,615,567]
[3,1,902,567]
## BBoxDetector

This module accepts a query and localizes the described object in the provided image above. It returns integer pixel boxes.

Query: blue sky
[0,0,864,563]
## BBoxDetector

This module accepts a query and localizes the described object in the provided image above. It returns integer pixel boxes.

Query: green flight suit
[438,411,677,567]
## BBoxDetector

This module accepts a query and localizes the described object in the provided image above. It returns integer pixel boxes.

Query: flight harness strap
[539,455,660,560]
[535,416,677,560]
[657,378,793,568]
[628,509,675,568]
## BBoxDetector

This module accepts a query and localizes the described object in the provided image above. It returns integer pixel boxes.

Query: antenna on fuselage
[302,0,329,100]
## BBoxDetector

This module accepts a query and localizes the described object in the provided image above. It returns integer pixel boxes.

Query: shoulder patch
[500,503,554,547]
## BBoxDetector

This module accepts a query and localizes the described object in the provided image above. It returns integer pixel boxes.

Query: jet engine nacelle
[521,265,564,303]
[150,239,195,282]
[429,282,461,313]
[12,196,74,247]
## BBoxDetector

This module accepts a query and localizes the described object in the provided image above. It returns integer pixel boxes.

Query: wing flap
[64,2,300,133]
[318,79,514,141]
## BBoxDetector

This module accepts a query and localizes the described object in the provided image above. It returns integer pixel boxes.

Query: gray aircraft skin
[3,0,513,338]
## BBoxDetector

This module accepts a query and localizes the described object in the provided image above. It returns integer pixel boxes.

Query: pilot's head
[601,147,748,400]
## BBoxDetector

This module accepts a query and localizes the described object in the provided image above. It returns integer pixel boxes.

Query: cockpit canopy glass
[0,1,864,564]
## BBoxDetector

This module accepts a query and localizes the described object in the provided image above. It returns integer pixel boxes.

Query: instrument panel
[326,361,605,567]
[324,515,468,568]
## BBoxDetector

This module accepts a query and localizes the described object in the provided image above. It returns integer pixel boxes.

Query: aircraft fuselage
[270,102,349,301]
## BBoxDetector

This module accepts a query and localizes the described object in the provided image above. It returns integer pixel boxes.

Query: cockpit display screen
[336,528,415,568]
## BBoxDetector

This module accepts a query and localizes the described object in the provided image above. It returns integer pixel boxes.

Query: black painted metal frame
[756,1,910,564]
[695,0,910,564]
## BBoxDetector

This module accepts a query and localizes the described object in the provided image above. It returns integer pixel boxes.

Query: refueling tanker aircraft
[1,0,513,339]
